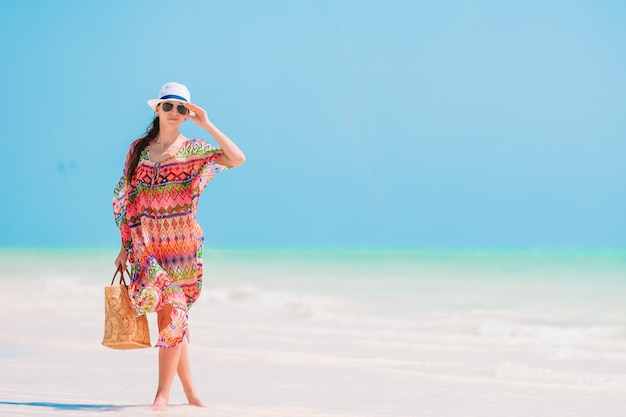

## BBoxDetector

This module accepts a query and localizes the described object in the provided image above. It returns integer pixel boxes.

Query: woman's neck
[155,128,180,147]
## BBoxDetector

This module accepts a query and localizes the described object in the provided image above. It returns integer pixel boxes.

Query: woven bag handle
[111,266,131,286]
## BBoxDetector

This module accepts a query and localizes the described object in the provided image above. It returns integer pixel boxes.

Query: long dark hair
[126,116,160,181]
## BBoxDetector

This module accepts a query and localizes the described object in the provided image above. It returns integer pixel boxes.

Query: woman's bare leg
[151,305,182,411]
[177,339,206,407]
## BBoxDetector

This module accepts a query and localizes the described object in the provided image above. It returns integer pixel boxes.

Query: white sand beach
[1,249,625,416]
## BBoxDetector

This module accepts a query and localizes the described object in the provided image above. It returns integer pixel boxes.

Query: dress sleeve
[112,142,138,253]
[193,140,228,194]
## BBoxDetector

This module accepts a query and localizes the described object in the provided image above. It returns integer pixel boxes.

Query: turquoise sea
[1,248,625,416]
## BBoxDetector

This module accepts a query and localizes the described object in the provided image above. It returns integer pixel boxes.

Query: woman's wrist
[199,119,215,132]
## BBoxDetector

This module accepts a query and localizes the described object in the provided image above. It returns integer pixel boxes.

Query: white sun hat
[147,82,191,111]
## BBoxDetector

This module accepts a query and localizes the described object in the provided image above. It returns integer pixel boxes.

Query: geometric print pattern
[113,138,226,348]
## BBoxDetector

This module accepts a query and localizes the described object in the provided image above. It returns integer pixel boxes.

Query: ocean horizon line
[1,246,625,257]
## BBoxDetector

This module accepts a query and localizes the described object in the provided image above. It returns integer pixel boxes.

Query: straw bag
[102,267,151,349]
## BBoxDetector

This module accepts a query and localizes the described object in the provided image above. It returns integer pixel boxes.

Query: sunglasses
[161,102,189,115]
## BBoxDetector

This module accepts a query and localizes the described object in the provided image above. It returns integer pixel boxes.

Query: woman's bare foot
[186,391,206,407]
[151,395,168,411]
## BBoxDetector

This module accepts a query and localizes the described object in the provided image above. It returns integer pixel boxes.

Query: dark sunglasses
[161,102,189,115]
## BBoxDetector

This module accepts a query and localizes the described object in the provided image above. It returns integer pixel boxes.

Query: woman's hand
[184,102,210,127]
[114,246,128,271]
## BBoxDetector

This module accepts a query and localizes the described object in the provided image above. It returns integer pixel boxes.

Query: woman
[112,82,245,410]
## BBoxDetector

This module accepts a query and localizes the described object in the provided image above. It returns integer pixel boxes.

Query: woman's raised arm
[184,102,246,168]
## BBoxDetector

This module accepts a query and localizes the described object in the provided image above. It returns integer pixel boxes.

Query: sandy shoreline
[1,286,624,417]
[1,250,625,416]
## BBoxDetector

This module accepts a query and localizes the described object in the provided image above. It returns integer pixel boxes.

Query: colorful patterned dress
[113,138,226,348]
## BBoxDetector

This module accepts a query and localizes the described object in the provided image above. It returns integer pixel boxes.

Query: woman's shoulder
[182,138,218,154]
[184,138,211,147]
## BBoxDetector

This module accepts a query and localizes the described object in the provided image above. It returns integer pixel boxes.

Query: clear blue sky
[0,0,624,250]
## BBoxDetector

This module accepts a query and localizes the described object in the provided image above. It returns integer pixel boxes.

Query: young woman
[112,82,245,410]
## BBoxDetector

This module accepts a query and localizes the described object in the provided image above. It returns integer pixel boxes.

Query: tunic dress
[113,137,226,348]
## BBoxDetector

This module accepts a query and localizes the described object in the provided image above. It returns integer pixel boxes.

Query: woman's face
[156,101,188,128]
